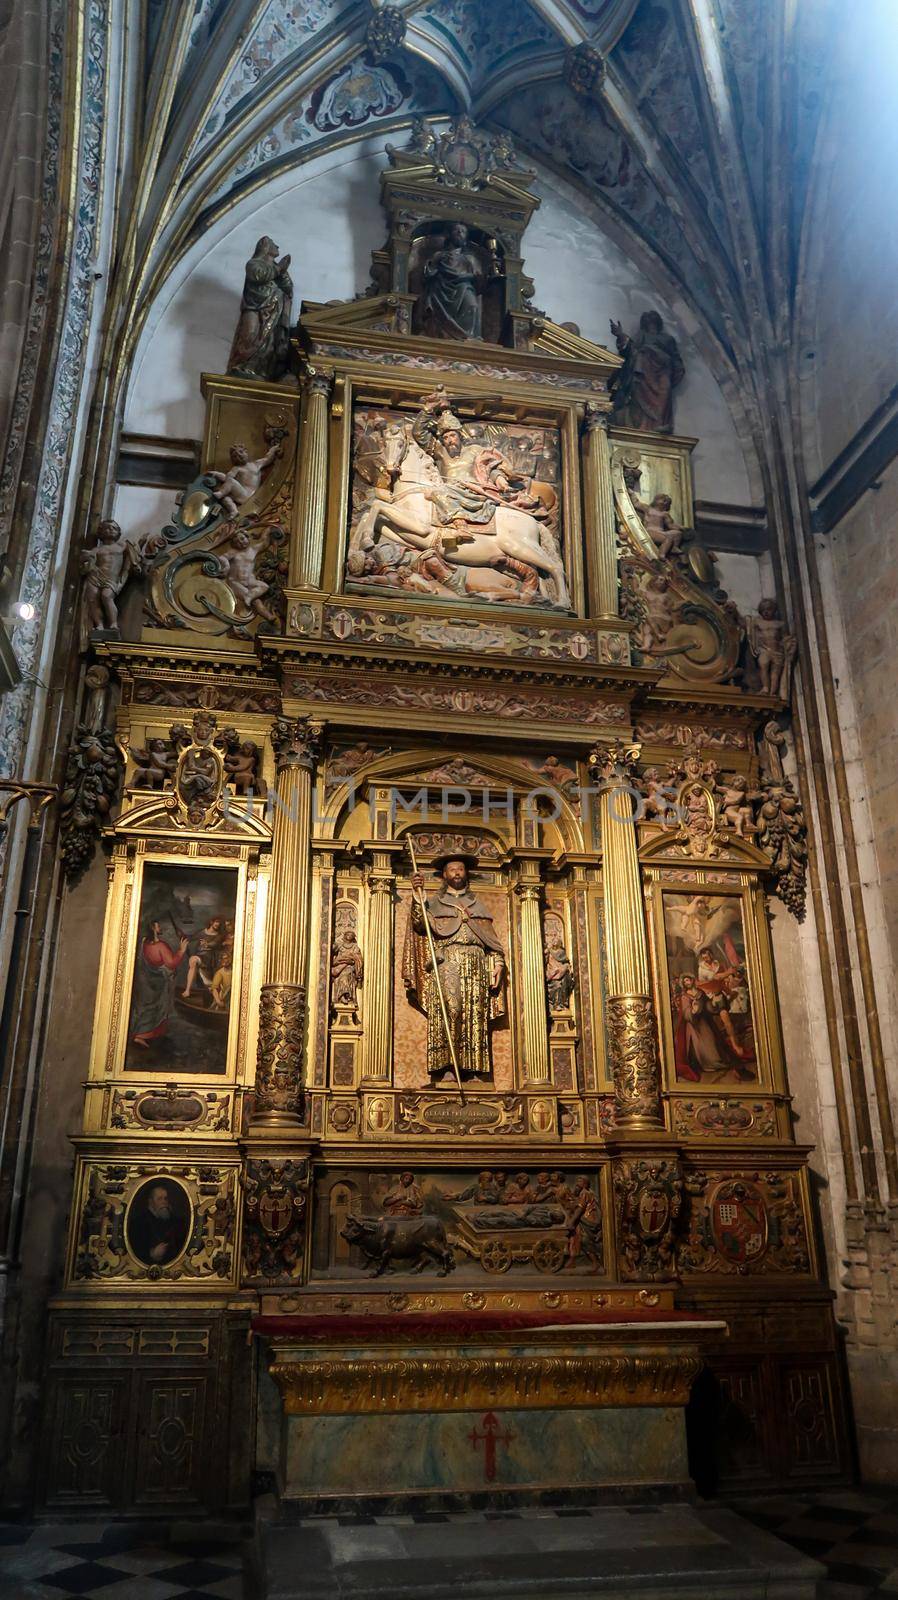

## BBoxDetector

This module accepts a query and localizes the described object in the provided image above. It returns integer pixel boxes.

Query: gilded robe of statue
[402,864,505,1080]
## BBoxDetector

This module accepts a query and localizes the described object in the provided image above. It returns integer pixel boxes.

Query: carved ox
[341,1212,456,1277]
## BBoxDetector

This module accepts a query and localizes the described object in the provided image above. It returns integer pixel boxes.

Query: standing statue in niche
[79,519,146,650]
[419,223,499,341]
[227,237,293,382]
[610,311,685,434]
[403,855,506,1081]
[746,599,797,700]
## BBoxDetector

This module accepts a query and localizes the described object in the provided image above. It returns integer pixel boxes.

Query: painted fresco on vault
[344,391,570,611]
[124,864,238,1074]
[663,892,758,1085]
[313,1168,604,1280]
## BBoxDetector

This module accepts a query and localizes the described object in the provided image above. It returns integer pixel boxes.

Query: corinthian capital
[270,715,323,773]
[589,739,642,786]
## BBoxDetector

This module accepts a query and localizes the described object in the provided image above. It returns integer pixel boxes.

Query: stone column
[290,365,333,591]
[515,853,551,1087]
[361,849,395,1085]
[582,403,619,619]
[590,740,663,1128]
[251,715,322,1128]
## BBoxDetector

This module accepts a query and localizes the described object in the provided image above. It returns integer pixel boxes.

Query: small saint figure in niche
[227,236,293,382]
[610,311,685,434]
[403,854,506,1081]
[79,518,145,650]
[331,927,364,1012]
[746,599,797,700]
[543,916,575,1012]
[419,223,499,341]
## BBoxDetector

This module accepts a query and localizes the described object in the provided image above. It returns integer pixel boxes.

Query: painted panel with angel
[663,892,758,1085]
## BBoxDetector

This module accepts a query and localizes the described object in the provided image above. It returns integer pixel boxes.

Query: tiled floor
[0,1520,245,1599]
[737,1487,898,1599]
[0,1488,895,1599]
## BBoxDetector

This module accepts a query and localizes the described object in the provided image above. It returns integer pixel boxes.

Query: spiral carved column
[590,740,663,1129]
[290,365,333,590]
[251,715,322,1128]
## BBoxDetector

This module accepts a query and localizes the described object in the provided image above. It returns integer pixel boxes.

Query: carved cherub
[636,492,684,560]
[746,599,797,699]
[634,573,677,652]
[641,765,673,822]
[220,728,265,794]
[130,735,177,789]
[210,526,276,622]
[207,439,281,517]
[715,773,759,837]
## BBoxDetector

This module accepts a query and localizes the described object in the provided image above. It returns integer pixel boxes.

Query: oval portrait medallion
[125,1176,192,1270]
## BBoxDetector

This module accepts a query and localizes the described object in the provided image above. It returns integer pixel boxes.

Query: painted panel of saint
[345,396,571,612]
[124,864,239,1074]
[125,1176,192,1269]
[662,892,759,1085]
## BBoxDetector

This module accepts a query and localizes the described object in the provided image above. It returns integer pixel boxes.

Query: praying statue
[419,224,498,341]
[610,311,685,434]
[227,236,293,382]
[402,855,506,1081]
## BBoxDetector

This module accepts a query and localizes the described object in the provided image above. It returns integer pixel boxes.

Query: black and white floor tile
[738,1487,898,1599]
[0,1521,245,1600]
[1,1488,896,1598]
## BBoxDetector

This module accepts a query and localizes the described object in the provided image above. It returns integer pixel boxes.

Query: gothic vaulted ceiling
[124,0,837,397]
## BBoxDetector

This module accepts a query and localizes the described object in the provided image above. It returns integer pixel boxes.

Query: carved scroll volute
[590,741,664,1130]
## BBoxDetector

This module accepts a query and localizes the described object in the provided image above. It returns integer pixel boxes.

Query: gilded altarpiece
[43,124,849,1513]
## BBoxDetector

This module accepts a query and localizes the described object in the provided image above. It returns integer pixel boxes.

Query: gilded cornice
[268,1340,710,1414]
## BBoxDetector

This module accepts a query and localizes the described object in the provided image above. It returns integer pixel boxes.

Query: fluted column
[290,365,333,590]
[362,850,395,1084]
[590,740,663,1128]
[582,403,618,619]
[252,715,322,1128]
[515,854,551,1087]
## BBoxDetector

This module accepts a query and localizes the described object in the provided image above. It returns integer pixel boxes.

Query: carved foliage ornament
[606,995,663,1127]
[254,983,306,1121]
[365,5,406,62]
[565,43,606,99]
[242,1158,309,1283]
[614,1158,684,1281]
[60,726,122,882]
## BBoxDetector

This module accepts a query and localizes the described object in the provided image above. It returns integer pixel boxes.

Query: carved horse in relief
[349,424,572,609]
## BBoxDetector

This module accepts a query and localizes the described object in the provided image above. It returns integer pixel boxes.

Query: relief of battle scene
[312,1167,605,1281]
[345,390,571,611]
